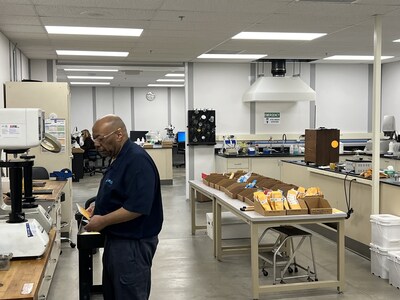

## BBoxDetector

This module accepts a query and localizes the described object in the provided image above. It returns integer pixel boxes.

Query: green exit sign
[264,112,281,124]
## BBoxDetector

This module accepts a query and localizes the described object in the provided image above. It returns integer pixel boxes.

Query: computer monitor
[177,131,185,143]
[130,130,148,142]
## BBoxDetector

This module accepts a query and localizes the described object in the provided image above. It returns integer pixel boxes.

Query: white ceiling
[1,0,400,87]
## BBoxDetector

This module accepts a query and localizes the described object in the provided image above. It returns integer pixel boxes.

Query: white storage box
[388,250,400,289]
[370,214,400,248]
[370,243,391,279]
[206,212,250,240]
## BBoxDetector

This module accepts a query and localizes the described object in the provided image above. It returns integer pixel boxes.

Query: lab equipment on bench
[222,135,238,155]
[0,108,61,258]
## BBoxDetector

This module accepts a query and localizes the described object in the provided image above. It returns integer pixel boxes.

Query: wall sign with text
[264,112,281,124]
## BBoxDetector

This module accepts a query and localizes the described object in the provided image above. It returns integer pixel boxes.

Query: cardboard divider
[269,183,299,197]
[257,178,282,189]
[285,198,308,215]
[244,194,255,206]
[203,173,227,188]
[214,178,237,192]
[224,183,248,199]
[254,199,286,216]
[304,196,332,214]
[237,188,258,202]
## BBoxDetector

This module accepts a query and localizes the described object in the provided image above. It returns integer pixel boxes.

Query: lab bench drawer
[227,158,249,169]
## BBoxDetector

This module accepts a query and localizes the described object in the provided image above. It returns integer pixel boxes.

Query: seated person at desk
[80,129,95,154]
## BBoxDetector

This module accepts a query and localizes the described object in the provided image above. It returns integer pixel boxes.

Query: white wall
[315,64,369,132]
[193,63,251,135]
[113,87,132,130]
[30,59,48,82]
[382,61,400,133]
[171,88,185,132]
[70,86,185,136]
[0,32,10,108]
[70,86,94,132]
[134,87,169,135]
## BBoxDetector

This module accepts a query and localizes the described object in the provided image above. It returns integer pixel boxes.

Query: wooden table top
[2,180,67,206]
[33,180,67,202]
[0,229,56,300]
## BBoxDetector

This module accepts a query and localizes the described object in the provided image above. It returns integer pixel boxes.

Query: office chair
[32,166,76,248]
[175,142,185,168]
[84,149,106,176]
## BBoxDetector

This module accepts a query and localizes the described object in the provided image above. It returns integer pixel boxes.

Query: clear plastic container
[0,253,12,271]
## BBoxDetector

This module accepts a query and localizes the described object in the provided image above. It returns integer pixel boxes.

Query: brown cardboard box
[237,188,258,202]
[254,199,286,216]
[257,178,282,189]
[196,191,212,202]
[214,178,237,191]
[224,183,247,199]
[285,198,308,215]
[269,183,299,197]
[304,196,332,214]
[244,194,255,206]
[203,174,227,188]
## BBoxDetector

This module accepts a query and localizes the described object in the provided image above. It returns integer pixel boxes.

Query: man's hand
[84,215,106,232]
[84,207,142,232]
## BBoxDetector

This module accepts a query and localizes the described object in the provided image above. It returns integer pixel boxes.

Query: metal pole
[372,15,382,214]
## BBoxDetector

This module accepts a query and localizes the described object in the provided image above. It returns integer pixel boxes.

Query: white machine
[0,108,51,258]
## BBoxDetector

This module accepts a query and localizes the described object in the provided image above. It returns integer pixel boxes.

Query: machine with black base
[0,108,61,258]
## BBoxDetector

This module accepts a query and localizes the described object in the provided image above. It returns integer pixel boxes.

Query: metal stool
[258,225,318,284]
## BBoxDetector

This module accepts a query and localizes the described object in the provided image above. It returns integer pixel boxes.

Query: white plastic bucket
[370,214,400,248]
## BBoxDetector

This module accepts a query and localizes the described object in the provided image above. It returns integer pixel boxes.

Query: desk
[77,228,104,300]
[189,180,346,300]
[0,180,66,300]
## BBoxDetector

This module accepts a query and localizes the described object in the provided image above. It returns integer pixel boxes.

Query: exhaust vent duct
[242,60,316,102]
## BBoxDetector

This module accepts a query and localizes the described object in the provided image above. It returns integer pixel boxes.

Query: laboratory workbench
[0,180,66,300]
[281,160,400,257]
[189,180,346,300]
[0,230,57,300]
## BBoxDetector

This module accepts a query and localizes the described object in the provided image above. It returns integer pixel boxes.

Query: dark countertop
[216,152,357,159]
[217,152,304,158]
[282,159,400,187]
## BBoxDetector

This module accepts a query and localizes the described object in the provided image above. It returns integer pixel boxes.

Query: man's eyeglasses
[94,128,121,143]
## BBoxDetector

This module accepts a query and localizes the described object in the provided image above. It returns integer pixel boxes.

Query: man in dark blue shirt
[85,114,163,300]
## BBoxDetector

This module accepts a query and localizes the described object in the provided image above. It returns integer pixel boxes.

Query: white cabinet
[250,157,281,180]
[215,156,249,173]
[145,147,173,184]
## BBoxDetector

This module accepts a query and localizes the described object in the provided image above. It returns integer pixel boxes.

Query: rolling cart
[258,225,318,284]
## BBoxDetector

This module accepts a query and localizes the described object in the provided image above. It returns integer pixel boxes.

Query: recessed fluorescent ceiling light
[70,82,110,85]
[165,73,185,77]
[323,55,394,60]
[67,76,114,80]
[157,79,185,82]
[56,50,128,57]
[148,84,184,87]
[198,54,267,59]
[394,39,400,42]
[232,32,326,40]
[64,68,118,72]
[45,26,143,37]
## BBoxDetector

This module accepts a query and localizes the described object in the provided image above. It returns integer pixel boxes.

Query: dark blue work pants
[102,235,159,300]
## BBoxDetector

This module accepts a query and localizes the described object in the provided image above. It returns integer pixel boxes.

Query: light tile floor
[48,168,400,299]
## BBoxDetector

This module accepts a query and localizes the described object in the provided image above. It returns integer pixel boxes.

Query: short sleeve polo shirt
[94,140,163,239]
